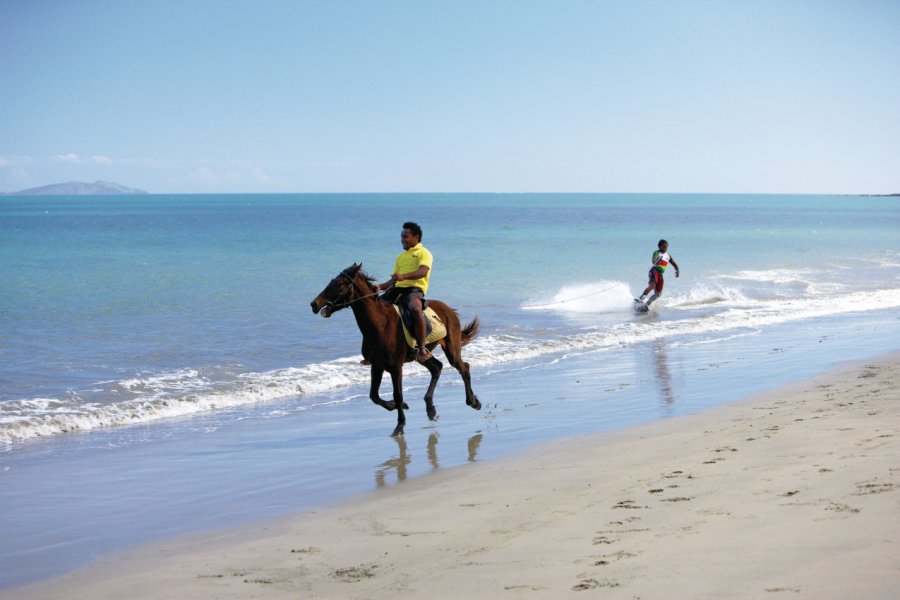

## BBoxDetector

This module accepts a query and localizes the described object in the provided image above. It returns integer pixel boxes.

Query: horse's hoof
[381,401,396,411]
[402,402,410,410]
[391,426,404,437]
[467,397,482,411]
[427,407,438,421]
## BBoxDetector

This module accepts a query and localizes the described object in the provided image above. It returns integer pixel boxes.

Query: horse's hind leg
[459,360,481,410]
[420,357,443,421]
[441,341,481,411]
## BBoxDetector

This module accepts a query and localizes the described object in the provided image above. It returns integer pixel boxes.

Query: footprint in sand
[331,564,378,582]
[572,578,620,591]
[504,584,547,592]
[612,499,646,510]
[855,481,897,495]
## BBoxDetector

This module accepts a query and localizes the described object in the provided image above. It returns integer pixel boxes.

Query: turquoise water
[2,193,897,438]
[1,193,899,588]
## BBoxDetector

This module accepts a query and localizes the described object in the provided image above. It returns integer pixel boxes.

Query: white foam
[725,267,815,284]
[667,282,749,307]
[522,281,634,313]
[4,285,900,445]
[880,252,900,268]
[0,358,373,444]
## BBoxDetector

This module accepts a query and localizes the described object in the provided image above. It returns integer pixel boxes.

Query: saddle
[392,305,447,349]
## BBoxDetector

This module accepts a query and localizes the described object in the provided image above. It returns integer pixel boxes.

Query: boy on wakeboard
[637,239,680,308]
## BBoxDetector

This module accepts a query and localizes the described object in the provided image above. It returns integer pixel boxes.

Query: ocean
[2,193,899,588]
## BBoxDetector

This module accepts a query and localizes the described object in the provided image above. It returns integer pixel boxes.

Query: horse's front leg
[369,366,397,411]
[389,368,406,437]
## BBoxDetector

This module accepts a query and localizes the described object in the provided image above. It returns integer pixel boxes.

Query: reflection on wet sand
[467,433,482,462]
[428,431,439,470]
[375,432,484,488]
[654,341,675,407]
[375,435,410,488]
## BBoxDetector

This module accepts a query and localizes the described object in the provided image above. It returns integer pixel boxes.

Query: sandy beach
[8,353,899,599]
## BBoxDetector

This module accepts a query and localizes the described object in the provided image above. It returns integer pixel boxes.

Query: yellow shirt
[393,243,433,294]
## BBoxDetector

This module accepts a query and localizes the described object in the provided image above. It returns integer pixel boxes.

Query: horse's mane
[359,270,378,289]
[354,267,382,299]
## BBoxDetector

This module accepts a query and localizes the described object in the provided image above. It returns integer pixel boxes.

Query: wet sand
[7,353,900,599]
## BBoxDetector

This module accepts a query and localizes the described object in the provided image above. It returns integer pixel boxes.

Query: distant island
[2,180,148,196]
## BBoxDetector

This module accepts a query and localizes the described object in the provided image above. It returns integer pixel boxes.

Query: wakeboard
[633,298,649,313]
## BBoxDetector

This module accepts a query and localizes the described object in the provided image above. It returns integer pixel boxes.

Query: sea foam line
[3,286,899,446]
[0,358,371,445]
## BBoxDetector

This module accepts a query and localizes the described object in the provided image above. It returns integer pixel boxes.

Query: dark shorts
[648,268,664,294]
[383,286,425,311]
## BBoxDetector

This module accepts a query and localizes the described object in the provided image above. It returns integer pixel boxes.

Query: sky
[1,0,898,194]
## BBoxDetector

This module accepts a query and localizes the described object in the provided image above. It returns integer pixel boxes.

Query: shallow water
[1,193,899,588]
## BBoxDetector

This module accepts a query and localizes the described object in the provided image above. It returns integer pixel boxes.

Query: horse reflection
[427,432,440,470]
[467,433,483,462]
[375,435,410,487]
[374,432,485,487]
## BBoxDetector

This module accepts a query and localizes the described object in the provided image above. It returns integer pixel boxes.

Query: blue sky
[1,1,898,194]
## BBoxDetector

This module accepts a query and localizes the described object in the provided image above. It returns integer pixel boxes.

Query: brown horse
[310,264,481,436]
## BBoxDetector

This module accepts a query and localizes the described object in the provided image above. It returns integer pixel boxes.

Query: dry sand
[8,353,900,599]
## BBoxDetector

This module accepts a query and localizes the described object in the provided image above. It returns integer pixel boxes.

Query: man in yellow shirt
[376,222,435,362]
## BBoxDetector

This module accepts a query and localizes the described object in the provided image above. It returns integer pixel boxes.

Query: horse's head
[310,263,363,317]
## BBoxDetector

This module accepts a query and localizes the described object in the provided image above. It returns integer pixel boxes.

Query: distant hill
[3,180,148,196]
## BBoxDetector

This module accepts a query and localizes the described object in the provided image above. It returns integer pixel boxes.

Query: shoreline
[7,352,900,599]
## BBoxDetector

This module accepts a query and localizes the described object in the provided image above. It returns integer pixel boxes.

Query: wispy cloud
[251,167,271,183]
[49,153,113,164]
[50,153,82,163]
[187,166,220,185]
[4,167,32,188]
[0,155,33,167]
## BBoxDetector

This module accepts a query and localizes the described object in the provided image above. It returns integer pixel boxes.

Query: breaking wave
[3,282,900,446]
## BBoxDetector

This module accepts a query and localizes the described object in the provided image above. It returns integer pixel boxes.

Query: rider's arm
[376,265,429,292]
[669,257,680,276]
[396,265,430,281]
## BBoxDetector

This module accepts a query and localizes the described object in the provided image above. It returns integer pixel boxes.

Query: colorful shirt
[652,250,671,273]
[394,243,433,294]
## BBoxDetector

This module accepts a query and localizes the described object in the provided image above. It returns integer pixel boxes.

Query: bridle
[323,268,380,311]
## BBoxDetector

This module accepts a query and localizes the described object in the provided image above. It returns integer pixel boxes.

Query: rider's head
[402,222,423,249]
[658,239,668,250]
[404,221,422,240]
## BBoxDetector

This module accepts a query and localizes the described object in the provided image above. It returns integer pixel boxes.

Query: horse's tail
[460,317,480,347]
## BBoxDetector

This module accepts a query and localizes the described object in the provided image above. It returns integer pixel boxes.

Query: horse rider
[375,221,434,362]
